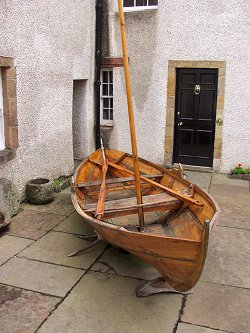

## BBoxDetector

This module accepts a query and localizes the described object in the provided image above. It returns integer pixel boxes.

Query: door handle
[178,121,183,127]
[194,85,201,95]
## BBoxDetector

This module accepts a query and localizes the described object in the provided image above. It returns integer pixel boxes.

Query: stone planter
[229,174,250,180]
[26,178,54,205]
[0,209,10,232]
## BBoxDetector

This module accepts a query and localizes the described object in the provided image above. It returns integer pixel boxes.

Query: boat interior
[73,149,215,243]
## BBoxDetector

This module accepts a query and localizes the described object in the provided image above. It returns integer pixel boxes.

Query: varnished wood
[84,192,182,217]
[95,158,108,219]
[108,160,204,207]
[88,184,152,197]
[71,148,220,293]
[114,152,127,164]
[77,174,162,188]
[118,0,145,232]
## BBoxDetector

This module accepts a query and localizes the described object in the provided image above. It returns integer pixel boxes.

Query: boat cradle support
[135,277,193,297]
[68,233,105,257]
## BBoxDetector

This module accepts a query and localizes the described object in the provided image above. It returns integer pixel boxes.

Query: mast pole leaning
[118,0,145,232]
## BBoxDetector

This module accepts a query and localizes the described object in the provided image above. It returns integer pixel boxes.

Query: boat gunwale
[72,149,220,233]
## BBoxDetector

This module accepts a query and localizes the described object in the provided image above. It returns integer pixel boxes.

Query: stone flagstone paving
[0,284,60,333]
[0,171,249,332]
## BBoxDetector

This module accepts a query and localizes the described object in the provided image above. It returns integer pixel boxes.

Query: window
[123,0,158,11]
[101,69,113,126]
[0,70,5,150]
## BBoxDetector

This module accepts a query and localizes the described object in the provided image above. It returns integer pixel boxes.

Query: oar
[118,0,145,232]
[95,139,108,219]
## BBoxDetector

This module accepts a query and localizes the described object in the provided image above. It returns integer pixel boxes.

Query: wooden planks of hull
[71,149,220,293]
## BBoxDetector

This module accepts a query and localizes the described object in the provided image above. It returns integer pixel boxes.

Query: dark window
[123,0,158,7]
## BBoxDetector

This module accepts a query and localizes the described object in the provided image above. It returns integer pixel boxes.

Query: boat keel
[135,277,193,297]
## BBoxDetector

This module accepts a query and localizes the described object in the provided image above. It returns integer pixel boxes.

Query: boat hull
[71,149,220,292]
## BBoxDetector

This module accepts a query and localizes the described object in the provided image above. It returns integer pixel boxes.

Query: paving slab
[211,173,249,187]
[53,211,94,235]
[21,193,74,216]
[185,171,211,191]
[19,231,106,269]
[7,209,65,240]
[54,192,72,203]
[0,283,60,333]
[92,246,159,280]
[177,323,227,333]
[37,271,182,333]
[61,186,72,195]
[182,282,250,333]
[201,227,250,288]
[209,184,250,229]
[0,235,32,265]
[0,257,84,297]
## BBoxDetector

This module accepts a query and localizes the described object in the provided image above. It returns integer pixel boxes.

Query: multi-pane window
[0,70,5,150]
[123,0,158,9]
[101,69,113,125]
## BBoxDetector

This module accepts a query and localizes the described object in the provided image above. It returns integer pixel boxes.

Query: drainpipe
[95,0,103,150]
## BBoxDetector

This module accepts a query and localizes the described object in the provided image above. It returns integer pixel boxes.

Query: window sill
[100,122,114,128]
[0,148,16,164]
[123,6,158,12]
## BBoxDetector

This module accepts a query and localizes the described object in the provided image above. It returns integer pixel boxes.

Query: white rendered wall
[0,0,96,194]
[108,0,250,172]
[0,70,5,150]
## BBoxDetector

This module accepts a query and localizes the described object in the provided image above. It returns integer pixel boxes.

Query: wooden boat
[71,148,220,294]
[70,0,220,296]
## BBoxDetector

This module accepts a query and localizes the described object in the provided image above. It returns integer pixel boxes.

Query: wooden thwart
[108,160,204,207]
[84,192,182,218]
[77,174,162,188]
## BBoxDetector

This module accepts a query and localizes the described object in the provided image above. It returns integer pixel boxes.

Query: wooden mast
[118,0,145,232]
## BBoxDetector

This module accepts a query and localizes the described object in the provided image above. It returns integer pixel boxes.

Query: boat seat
[77,174,163,188]
[83,192,182,218]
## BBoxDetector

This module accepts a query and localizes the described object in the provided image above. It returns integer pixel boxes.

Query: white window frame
[0,70,5,150]
[100,69,114,127]
[123,0,158,12]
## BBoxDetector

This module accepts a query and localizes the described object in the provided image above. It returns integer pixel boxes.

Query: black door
[173,68,218,167]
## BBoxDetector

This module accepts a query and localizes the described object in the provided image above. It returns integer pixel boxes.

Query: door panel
[173,68,218,167]
[199,90,215,120]
[181,90,194,119]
